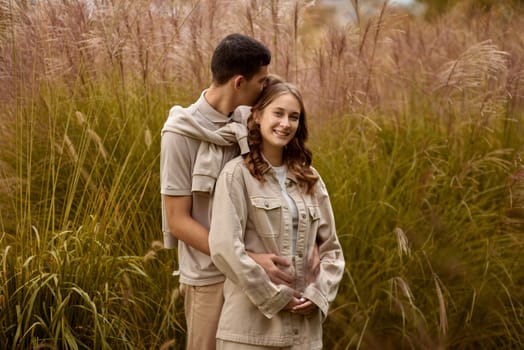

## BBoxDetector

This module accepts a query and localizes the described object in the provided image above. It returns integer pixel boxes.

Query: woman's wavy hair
[244,75,319,193]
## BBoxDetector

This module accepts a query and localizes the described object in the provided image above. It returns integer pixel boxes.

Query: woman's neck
[262,148,283,167]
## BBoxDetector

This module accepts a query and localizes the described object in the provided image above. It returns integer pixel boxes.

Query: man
[160,33,294,350]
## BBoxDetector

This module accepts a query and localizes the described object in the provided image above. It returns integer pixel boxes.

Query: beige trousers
[180,282,224,350]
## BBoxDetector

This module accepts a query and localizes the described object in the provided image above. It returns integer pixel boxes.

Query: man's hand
[247,252,294,286]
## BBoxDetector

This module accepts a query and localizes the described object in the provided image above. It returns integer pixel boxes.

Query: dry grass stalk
[433,40,509,94]
[433,274,448,337]
[394,227,410,258]
[2,0,524,120]
[56,134,97,193]
[144,128,152,149]
[60,134,79,164]
[505,165,524,230]
[391,276,416,308]
[74,111,110,161]
[86,128,109,161]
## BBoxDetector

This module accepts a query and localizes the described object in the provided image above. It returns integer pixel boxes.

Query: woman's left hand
[291,298,317,315]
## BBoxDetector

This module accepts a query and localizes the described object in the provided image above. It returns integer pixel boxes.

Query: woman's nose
[280,116,290,127]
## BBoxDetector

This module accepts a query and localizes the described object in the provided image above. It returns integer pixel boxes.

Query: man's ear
[233,75,244,90]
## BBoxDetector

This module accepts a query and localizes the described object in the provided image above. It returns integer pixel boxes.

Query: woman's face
[255,92,301,154]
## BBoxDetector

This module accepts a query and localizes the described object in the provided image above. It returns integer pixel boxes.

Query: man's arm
[163,195,210,255]
[163,194,296,287]
[163,164,295,284]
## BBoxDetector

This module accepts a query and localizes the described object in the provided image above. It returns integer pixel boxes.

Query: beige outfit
[209,157,345,349]
[160,90,250,350]
[162,104,249,194]
[180,282,224,350]
[216,339,296,350]
[160,90,250,284]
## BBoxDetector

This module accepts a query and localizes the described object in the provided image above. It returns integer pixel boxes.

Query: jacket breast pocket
[308,205,320,233]
[250,197,282,237]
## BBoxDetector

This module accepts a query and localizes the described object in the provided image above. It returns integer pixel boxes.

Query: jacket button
[264,201,269,208]
[301,213,306,219]
[298,252,303,258]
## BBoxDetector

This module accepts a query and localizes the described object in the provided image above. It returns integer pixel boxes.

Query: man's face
[238,66,268,106]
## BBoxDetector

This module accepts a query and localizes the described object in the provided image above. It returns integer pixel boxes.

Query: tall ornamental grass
[1,0,523,348]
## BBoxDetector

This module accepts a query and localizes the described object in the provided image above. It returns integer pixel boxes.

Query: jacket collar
[262,161,299,185]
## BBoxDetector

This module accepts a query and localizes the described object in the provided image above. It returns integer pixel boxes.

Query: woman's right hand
[282,290,303,309]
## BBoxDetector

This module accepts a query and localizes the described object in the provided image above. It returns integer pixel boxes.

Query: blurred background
[1,0,523,349]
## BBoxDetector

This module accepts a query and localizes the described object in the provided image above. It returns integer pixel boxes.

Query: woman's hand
[291,297,317,315]
[283,291,317,315]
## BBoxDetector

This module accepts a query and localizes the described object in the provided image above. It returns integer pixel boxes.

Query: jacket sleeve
[302,174,346,320]
[209,162,293,318]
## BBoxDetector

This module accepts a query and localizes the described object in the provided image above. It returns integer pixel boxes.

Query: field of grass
[1,0,523,349]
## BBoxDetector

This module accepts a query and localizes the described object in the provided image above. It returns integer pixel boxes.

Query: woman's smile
[256,92,301,163]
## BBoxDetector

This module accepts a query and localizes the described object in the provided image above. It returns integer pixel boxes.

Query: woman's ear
[252,110,261,124]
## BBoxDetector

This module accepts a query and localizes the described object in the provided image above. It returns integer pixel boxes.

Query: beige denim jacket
[209,156,345,348]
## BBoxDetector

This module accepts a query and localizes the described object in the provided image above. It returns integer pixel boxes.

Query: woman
[209,76,345,349]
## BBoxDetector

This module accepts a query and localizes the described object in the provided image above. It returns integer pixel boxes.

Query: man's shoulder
[232,105,252,124]
[167,101,198,119]
[161,95,208,138]
[161,129,199,145]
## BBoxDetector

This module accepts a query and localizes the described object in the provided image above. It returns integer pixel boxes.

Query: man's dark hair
[211,33,271,85]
